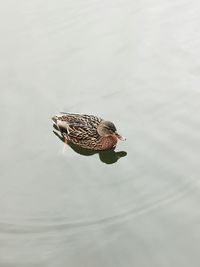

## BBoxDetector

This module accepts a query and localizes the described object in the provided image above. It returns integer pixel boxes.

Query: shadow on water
[53,130,127,164]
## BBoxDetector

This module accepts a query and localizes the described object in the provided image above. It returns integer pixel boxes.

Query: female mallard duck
[52,112,126,151]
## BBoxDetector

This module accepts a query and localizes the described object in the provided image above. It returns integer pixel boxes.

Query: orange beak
[115,132,126,141]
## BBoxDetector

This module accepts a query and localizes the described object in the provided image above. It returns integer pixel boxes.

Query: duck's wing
[60,113,102,124]
[57,113,102,141]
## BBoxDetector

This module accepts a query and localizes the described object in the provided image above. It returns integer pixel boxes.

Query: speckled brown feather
[53,113,106,150]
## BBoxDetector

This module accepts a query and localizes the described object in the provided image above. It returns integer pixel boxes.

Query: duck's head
[97,121,126,141]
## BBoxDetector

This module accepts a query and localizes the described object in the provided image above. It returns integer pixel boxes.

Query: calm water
[1,0,200,266]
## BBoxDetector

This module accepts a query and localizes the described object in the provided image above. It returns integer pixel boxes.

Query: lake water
[1,0,200,266]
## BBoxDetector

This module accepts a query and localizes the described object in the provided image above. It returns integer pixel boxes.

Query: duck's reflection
[53,130,127,164]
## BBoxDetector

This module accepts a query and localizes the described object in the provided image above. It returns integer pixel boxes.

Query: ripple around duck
[0,177,196,236]
[2,89,200,238]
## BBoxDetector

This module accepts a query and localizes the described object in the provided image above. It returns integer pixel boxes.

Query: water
[1,0,200,266]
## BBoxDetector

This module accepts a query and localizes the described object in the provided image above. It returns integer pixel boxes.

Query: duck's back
[57,113,103,149]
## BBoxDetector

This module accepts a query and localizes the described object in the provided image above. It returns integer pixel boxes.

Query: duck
[52,112,126,151]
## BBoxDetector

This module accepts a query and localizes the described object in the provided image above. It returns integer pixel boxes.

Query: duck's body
[52,113,125,151]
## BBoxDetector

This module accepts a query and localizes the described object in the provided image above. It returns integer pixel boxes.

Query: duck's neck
[100,135,118,150]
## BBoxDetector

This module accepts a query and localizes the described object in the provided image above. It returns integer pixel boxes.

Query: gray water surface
[1,0,200,266]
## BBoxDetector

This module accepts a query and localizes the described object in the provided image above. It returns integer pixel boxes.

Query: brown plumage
[52,112,126,151]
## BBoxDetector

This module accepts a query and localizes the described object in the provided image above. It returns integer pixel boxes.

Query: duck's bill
[115,132,126,141]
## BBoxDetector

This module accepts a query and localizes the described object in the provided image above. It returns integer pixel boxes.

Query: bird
[52,112,126,151]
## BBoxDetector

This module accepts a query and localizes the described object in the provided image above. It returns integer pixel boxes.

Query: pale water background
[1,0,200,266]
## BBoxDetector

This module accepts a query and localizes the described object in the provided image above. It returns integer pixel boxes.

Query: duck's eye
[108,128,115,133]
